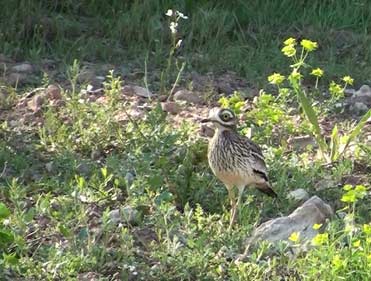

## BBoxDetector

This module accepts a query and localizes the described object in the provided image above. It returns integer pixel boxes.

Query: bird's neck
[215,124,237,134]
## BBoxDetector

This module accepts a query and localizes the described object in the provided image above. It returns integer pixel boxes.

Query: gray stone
[161,101,181,114]
[350,102,369,115]
[11,63,34,73]
[46,84,62,100]
[245,196,333,247]
[45,162,54,173]
[288,135,316,150]
[108,209,121,224]
[287,188,310,202]
[90,149,102,160]
[125,172,135,187]
[349,84,371,115]
[27,94,44,112]
[121,206,139,223]
[8,72,27,86]
[108,206,139,225]
[76,163,91,176]
[174,89,203,104]
[122,85,153,98]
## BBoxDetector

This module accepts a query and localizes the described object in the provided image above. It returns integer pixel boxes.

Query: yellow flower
[332,255,344,269]
[329,81,344,98]
[310,68,324,77]
[281,45,296,57]
[312,233,329,246]
[268,73,285,85]
[313,223,322,230]
[342,75,354,85]
[289,231,300,243]
[352,240,361,248]
[363,224,371,235]
[343,184,353,191]
[284,37,296,46]
[288,69,302,83]
[301,39,318,52]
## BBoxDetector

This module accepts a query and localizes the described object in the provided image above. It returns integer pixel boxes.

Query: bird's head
[201,107,238,129]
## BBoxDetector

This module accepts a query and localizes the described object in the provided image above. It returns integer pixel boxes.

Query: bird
[201,107,277,229]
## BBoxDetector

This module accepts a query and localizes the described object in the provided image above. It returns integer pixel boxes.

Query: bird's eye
[221,112,231,121]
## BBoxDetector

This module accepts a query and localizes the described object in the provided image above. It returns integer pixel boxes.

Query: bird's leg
[235,186,245,224]
[227,186,236,231]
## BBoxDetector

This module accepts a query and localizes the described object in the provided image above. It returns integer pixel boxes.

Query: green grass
[1,1,371,85]
[0,67,370,279]
[0,1,371,280]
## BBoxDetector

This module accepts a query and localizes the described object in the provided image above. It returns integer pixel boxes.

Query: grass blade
[295,87,329,161]
[339,108,371,157]
[330,124,339,161]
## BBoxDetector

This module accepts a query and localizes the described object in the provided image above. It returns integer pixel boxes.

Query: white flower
[165,9,173,17]
[175,39,182,48]
[176,11,188,19]
[169,22,178,34]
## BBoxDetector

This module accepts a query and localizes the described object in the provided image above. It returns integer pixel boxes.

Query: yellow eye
[221,113,231,121]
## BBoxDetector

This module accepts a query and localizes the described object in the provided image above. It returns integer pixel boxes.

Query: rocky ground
[1,56,371,139]
[1,55,371,280]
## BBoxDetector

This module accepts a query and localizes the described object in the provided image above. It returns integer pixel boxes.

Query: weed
[268,37,371,163]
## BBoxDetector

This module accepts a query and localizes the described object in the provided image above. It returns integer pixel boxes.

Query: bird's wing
[239,136,269,180]
[240,136,277,197]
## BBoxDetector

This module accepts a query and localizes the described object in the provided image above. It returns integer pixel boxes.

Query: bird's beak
[201,118,210,123]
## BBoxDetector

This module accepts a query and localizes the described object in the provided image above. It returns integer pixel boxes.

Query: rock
[50,99,65,107]
[90,149,102,160]
[8,72,28,86]
[344,88,355,97]
[0,87,8,102]
[287,189,310,202]
[96,96,107,104]
[128,107,144,119]
[122,85,153,98]
[314,178,338,191]
[245,196,333,247]
[122,206,139,223]
[122,85,134,96]
[108,206,139,225]
[350,102,369,115]
[78,68,96,83]
[45,162,54,173]
[27,94,44,112]
[349,85,371,115]
[46,84,62,100]
[11,63,34,73]
[158,95,168,102]
[288,135,316,150]
[76,163,91,176]
[125,171,136,187]
[161,101,181,114]
[0,54,13,63]
[78,272,101,281]
[108,209,121,224]
[174,89,203,104]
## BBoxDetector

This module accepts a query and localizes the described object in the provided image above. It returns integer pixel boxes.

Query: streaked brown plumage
[202,107,276,229]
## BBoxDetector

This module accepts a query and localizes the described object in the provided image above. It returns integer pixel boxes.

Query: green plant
[161,9,187,98]
[0,202,18,271]
[269,37,371,163]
